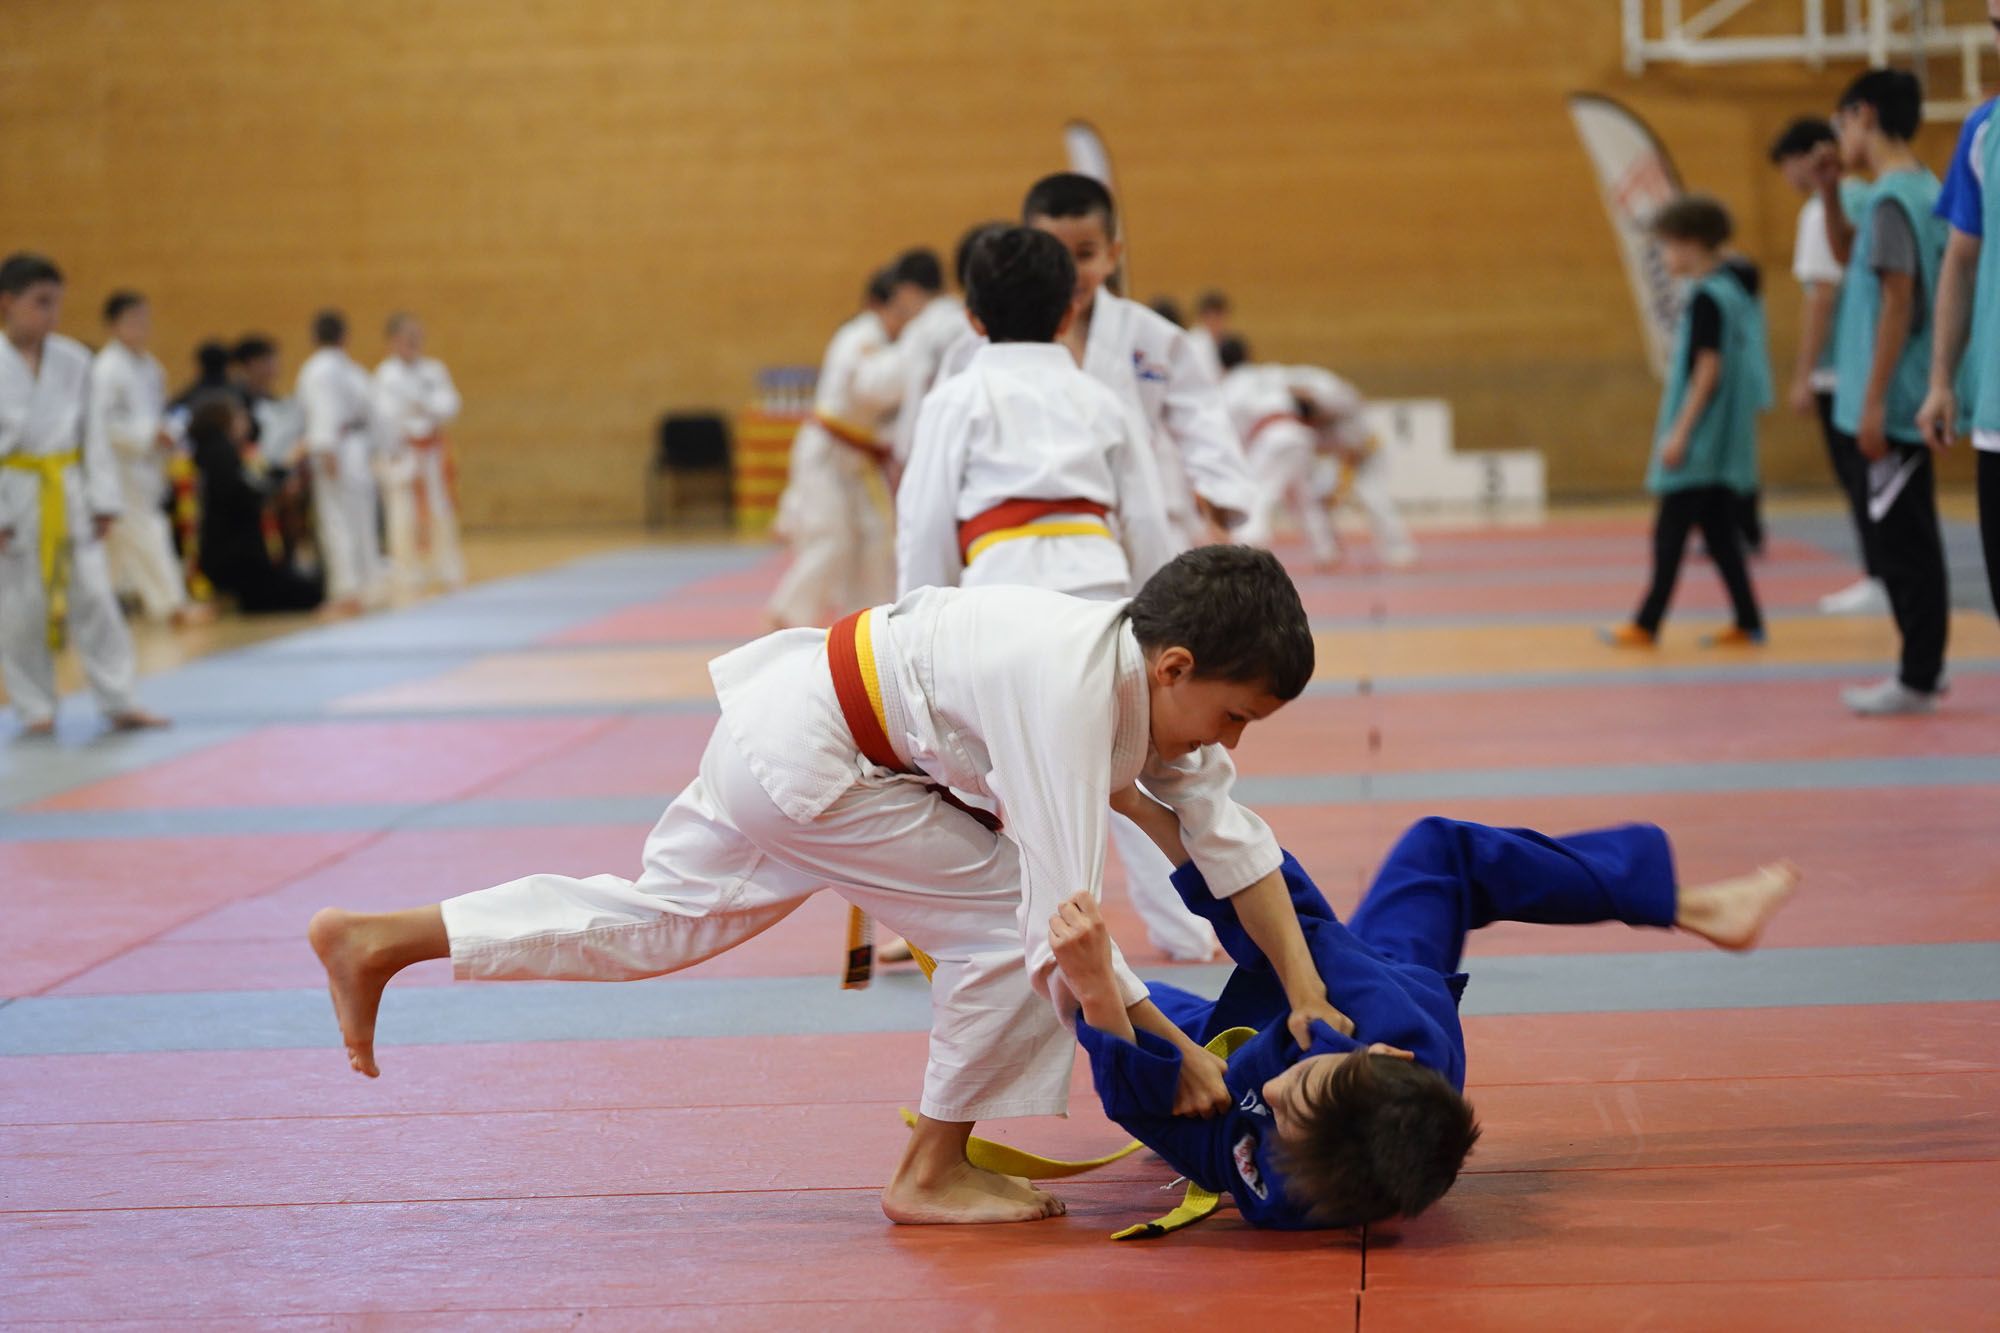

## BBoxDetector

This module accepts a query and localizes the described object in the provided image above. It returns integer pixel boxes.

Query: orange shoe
[1597,624,1656,648]
[1701,626,1767,648]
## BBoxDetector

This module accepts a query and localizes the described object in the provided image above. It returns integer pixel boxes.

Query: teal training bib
[1647,266,1772,496]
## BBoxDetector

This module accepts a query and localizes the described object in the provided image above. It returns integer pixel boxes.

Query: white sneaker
[1819,578,1888,614]
[1841,677,1937,716]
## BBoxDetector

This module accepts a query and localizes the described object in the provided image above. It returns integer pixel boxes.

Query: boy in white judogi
[896,225,1218,961]
[852,238,995,470]
[0,254,166,735]
[297,309,384,616]
[766,270,913,629]
[90,291,211,627]
[1021,174,1255,549]
[1186,289,1232,382]
[309,544,1344,1226]
[1221,337,1416,569]
[373,313,465,593]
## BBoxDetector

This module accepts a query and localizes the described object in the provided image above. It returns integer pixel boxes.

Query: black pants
[1735,489,1765,555]
[1818,391,1882,578]
[1848,435,1949,693]
[1979,450,2000,621]
[1635,485,1764,635]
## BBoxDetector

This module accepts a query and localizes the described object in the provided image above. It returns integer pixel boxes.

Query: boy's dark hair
[1838,68,1923,140]
[0,252,63,295]
[1217,335,1250,371]
[1767,116,1836,163]
[865,266,896,306]
[1196,288,1231,316]
[196,340,232,379]
[187,392,244,446]
[232,334,276,364]
[1125,545,1314,700]
[892,247,944,294]
[1022,171,1118,238]
[312,309,347,346]
[954,220,1009,291]
[103,290,146,324]
[965,226,1076,343]
[1277,1054,1482,1226]
[1649,194,1733,249]
[1148,295,1186,328]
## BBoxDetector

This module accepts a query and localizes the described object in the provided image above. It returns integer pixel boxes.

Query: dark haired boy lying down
[1047,793,1799,1229]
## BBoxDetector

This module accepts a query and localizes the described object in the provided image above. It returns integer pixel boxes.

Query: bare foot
[18,719,56,739]
[881,1159,1068,1225]
[107,709,171,732]
[170,603,220,628]
[316,596,364,622]
[308,908,398,1077]
[1677,862,1801,951]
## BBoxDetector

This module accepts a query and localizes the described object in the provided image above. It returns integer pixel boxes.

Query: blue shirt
[1072,850,1468,1229]
[1937,98,1995,237]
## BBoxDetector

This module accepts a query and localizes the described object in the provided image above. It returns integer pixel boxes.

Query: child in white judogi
[852,240,991,470]
[896,226,1219,961]
[766,270,910,629]
[90,291,212,627]
[1186,289,1232,383]
[297,310,384,616]
[1022,174,1255,549]
[309,545,1342,1226]
[0,254,166,735]
[373,313,465,593]
[1221,336,1416,569]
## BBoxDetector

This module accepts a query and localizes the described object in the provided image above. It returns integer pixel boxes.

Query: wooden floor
[3,503,1996,1330]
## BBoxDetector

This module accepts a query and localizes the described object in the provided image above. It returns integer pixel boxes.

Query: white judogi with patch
[372,353,465,591]
[894,340,1219,959]
[767,311,898,627]
[442,586,1280,1120]
[943,293,1254,547]
[297,345,384,604]
[89,339,190,620]
[0,333,139,724]
[853,293,969,467]
[1225,362,1414,566]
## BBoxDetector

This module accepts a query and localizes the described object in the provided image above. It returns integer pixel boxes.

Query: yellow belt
[963,519,1115,565]
[3,451,81,650]
[894,976,1255,1241]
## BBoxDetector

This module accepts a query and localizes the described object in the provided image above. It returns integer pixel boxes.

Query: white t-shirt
[1793,194,1844,392]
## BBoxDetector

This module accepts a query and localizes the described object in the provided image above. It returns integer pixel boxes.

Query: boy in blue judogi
[1047,793,1798,1230]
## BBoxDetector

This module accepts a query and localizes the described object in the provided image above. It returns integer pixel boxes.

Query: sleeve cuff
[1303,1022,1363,1060]
[1199,839,1286,901]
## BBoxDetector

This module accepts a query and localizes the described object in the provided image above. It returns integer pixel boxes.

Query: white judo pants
[380,447,465,593]
[443,725,1076,1122]
[0,519,139,725]
[312,453,386,604]
[104,475,189,621]
[767,444,893,627]
[1237,420,1338,565]
[1313,451,1415,565]
[964,531,1220,963]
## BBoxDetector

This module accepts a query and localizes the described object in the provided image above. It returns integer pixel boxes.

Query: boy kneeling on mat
[1048,798,1799,1231]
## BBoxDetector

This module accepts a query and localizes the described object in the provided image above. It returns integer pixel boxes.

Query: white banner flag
[1567,93,1686,380]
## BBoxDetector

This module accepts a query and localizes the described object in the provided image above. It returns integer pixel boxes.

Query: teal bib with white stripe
[1970,106,2000,434]
[1832,168,1947,442]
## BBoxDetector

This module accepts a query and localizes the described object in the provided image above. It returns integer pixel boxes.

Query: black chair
[646,412,734,528]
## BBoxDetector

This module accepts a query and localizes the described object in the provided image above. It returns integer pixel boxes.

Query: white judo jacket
[894,341,1177,598]
[708,584,1284,1021]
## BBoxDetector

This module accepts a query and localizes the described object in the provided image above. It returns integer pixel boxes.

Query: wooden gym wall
[0,0,1977,524]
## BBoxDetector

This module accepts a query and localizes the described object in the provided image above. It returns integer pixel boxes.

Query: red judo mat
[4,519,1996,1328]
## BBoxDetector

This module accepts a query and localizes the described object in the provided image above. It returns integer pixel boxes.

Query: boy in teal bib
[1919,48,1999,632]
[1814,69,1953,715]
[1603,195,1769,649]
